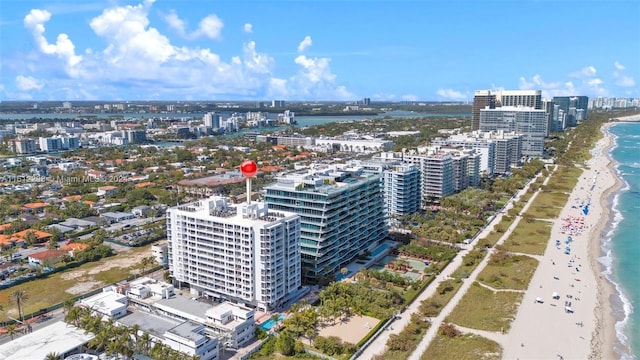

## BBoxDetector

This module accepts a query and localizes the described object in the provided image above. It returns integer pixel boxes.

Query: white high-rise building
[479,106,547,156]
[167,197,301,312]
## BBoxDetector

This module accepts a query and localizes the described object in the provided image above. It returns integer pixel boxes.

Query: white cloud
[616,76,635,87]
[15,75,44,91]
[164,10,187,36]
[372,93,396,100]
[243,41,274,74]
[298,36,312,53]
[587,78,603,87]
[436,88,467,100]
[18,1,352,100]
[569,66,597,78]
[162,10,223,40]
[243,23,253,34]
[196,14,223,40]
[518,74,576,97]
[23,9,82,71]
[266,52,354,100]
[401,94,419,101]
[612,61,635,87]
[294,55,334,83]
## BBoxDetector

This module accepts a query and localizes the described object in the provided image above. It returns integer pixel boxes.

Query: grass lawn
[451,250,486,279]
[419,278,464,317]
[421,332,502,360]
[498,219,552,255]
[0,244,152,320]
[446,282,523,332]
[477,253,538,290]
[525,191,569,219]
[545,166,582,193]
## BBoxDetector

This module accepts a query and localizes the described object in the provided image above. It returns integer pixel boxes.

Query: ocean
[603,122,640,359]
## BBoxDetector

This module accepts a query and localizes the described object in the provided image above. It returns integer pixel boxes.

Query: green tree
[65,306,83,327]
[139,256,156,274]
[11,289,28,321]
[6,324,19,340]
[44,353,62,360]
[275,330,296,356]
[24,231,38,246]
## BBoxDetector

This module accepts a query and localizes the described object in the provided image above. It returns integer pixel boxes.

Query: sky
[0,0,639,102]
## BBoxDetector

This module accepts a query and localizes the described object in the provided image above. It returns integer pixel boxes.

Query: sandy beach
[503,123,619,360]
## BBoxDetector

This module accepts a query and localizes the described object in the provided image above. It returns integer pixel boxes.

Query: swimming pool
[258,314,286,331]
[370,242,393,258]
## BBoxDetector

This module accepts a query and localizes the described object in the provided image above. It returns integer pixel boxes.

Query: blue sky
[0,0,638,101]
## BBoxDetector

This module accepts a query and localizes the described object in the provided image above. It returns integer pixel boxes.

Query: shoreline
[590,122,622,360]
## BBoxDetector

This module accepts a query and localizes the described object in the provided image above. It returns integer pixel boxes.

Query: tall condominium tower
[167,197,301,312]
[264,164,387,282]
[358,157,421,224]
[496,90,542,109]
[472,90,497,130]
[479,107,547,156]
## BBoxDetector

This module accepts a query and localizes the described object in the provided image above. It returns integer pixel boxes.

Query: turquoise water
[258,314,286,331]
[370,242,393,258]
[604,123,640,359]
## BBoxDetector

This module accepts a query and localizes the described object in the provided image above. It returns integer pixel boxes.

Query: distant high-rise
[474,90,545,131]
[541,98,555,136]
[203,112,222,128]
[496,90,542,109]
[472,90,497,130]
[479,107,547,156]
[272,100,286,108]
[552,96,589,127]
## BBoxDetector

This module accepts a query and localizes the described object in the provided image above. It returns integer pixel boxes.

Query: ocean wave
[600,191,635,359]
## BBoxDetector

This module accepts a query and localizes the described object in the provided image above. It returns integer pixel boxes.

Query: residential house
[86,170,107,180]
[101,211,134,224]
[21,202,48,214]
[97,185,118,197]
[12,229,52,244]
[132,205,151,217]
[28,249,66,266]
[60,242,89,256]
[58,218,96,231]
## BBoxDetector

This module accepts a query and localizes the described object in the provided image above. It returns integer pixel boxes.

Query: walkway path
[358,171,549,360]
[406,169,553,360]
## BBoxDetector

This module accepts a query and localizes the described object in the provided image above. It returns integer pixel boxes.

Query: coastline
[502,122,620,359]
[590,122,621,360]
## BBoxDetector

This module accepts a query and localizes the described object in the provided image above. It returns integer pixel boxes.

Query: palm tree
[137,332,152,356]
[62,299,75,314]
[10,289,28,321]
[139,256,155,274]
[44,353,61,360]
[64,306,82,327]
[6,324,18,340]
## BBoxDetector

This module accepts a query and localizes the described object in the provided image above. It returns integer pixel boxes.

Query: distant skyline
[0,0,638,102]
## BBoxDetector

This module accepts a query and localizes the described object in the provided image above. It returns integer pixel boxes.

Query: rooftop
[119,311,180,339]
[0,321,93,360]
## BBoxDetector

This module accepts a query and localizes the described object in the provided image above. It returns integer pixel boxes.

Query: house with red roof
[12,229,52,244]
[21,202,48,214]
[28,249,66,265]
[60,242,89,256]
